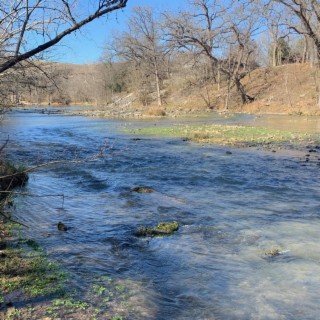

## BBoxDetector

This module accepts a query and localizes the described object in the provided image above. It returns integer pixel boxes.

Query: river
[1,110,320,319]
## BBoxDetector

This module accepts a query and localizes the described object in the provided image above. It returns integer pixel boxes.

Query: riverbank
[0,220,67,319]
[0,219,142,319]
[0,161,137,319]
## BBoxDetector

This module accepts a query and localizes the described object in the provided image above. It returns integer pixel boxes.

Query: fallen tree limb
[0,147,104,181]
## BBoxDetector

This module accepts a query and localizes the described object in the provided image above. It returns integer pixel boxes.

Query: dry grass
[143,106,166,117]
[164,63,320,115]
[239,63,320,115]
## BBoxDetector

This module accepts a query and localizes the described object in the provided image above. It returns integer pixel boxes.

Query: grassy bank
[0,220,149,320]
[0,221,67,319]
[127,124,318,149]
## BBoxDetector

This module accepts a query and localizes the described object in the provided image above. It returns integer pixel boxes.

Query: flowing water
[1,110,320,319]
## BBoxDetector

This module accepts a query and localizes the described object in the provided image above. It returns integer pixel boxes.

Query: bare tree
[0,0,128,75]
[272,0,320,59]
[272,0,320,105]
[92,59,128,106]
[164,0,259,105]
[263,8,291,67]
[109,6,168,106]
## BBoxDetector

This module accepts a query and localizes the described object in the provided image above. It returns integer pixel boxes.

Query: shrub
[144,106,166,117]
[0,161,28,191]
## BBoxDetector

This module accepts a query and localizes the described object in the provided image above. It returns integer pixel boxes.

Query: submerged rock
[57,222,68,231]
[135,221,179,237]
[131,186,154,193]
[0,241,6,250]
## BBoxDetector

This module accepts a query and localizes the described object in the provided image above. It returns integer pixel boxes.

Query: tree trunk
[154,58,162,106]
[314,62,320,108]
[234,78,254,104]
[224,79,231,110]
[217,63,221,91]
[272,44,277,67]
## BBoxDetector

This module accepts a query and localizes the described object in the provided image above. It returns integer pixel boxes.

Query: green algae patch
[135,221,179,237]
[126,124,315,148]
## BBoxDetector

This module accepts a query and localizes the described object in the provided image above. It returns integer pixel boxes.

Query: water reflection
[1,111,320,319]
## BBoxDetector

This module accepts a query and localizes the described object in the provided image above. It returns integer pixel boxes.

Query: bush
[144,106,166,117]
[0,161,28,191]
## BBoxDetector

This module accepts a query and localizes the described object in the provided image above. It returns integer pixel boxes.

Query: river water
[1,110,320,319]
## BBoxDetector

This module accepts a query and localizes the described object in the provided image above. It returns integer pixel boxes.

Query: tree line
[1,0,320,109]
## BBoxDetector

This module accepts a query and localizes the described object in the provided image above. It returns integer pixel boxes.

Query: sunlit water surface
[1,111,320,319]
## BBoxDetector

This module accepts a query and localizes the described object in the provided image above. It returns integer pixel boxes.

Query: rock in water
[135,221,179,237]
[57,222,68,231]
[131,186,154,193]
[264,248,280,257]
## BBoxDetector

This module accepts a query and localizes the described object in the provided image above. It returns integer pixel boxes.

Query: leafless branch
[0,136,9,154]
[0,0,128,74]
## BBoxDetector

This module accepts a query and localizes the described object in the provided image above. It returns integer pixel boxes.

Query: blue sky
[54,0,187,64]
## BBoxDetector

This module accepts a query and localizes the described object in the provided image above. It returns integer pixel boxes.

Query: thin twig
[0,149,104,180]
[0,136,9,154]
[0,210,29,228]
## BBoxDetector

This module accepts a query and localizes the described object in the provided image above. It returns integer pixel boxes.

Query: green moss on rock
[135,221,179,237]
[131,186,154,193]
[264,248,281,257]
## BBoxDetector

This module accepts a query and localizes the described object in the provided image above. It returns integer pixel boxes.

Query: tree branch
[0,0,128,74]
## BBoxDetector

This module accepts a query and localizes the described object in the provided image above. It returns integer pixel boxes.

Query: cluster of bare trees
[105,0,261,108]
[1,0,320,108]
[105,0,320,109]
[99,0,320,108]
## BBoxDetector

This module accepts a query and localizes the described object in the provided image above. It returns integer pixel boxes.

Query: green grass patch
[0,220,137,319]
[0,249,67,297]
[0,221,67,301]
[126,124,313,147]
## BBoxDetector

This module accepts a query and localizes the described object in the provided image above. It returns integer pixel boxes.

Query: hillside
[86,62,320,117]
[160,63,320,116]
[240,63,319,115]
[12,62,320,116]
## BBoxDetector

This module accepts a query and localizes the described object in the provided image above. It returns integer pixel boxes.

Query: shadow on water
[2,111,320,319]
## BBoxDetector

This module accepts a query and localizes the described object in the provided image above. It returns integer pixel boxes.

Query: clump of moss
[135,221,179,237]
[131,186,154,193]
[264,248,281,257]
